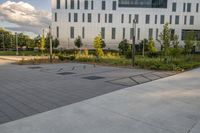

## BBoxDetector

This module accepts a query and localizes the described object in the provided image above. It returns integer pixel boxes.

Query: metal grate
[83,76,105,80]
[28,66,43,69]
[57,72,76,75]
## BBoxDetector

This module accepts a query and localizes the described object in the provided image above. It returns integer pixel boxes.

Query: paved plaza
[0,59,176,125]
[0,58,199,133]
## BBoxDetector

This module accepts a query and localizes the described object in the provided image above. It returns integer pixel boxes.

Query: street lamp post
[49,26,53,63]
[15,32,19,56]
[132,19,137,67]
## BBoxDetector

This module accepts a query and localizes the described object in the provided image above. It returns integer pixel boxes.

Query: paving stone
[0,116,10,124]
[143,73,160,80]
[131,75,150,84]
[0,61,175,125]
[109,78,138,86]
[152,72,169,78]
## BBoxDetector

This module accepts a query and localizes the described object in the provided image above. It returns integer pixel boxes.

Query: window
[98,14,101,23]
[169,15,172,24]
[123,28,125,39]
[190,16,194,25]
[77,0,80,9]
[196,3,199,12]
[187,3,191,12]
[57,26,59,38]
[71,0,74,9]
[183,3,186,12]
[82,13,85,22]
[84,0,88,9]
[160,15,165,24]
[121,14,124,23]
[68,13,71,22]
[129,14,132,23]
[112,1,117,10]
[135,14,139,23]
[130,28,134,40]
[74,13,78,22]
[156,29,159,39]
[146,15,150,24]
[182,30,200,41]
[91,1,94,10]
[171,29,175,39]
[70,27,74,38]
[102,1,106,10]
[88,13,92,22]
[155,15,157,24]
[101,27,105,39]
[172,2,176,12]
[175,15,179,25]
[137,28,140,40]
[57,0,60,9]
[105,14,107,23]
[184,16,187,25]
[109,14,113,23]
[82,27,85,39]
[55,12,57,22]
[65,0,67,9]
[149,28,153,39]
[112,28,116,39]
[118,0,167,8]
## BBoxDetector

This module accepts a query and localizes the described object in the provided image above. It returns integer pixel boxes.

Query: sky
[0,0,51,37]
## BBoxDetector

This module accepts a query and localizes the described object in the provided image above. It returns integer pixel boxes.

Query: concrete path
[0,67,199,133]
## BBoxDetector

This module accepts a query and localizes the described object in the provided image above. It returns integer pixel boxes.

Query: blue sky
[0,0,51,37]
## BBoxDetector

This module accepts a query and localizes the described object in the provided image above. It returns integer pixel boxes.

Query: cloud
[0,1,51,35]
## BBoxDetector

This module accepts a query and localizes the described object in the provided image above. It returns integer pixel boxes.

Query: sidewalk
[0,68,199,133]
[0,56,48,61]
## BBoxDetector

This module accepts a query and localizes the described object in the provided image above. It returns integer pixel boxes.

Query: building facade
[51,0,200,49]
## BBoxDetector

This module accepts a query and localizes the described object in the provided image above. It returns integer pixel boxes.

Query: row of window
[56,26,200,41]
[56,26,169,41]
[56,0,117,10]
[55,12,195,25]
[56,0,199,13]
[172,2,199,13]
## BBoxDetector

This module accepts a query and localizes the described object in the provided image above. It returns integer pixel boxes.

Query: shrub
[118,39,131,55]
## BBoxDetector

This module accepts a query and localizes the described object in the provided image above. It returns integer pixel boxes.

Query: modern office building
[51,0,200,49]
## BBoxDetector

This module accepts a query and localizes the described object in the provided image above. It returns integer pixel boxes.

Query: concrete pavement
[0,59,176,125]
[0,64,199,133]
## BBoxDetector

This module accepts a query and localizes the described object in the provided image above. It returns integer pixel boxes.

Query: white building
[51,0,200,49]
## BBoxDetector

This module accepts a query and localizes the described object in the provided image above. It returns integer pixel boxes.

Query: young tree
[184,31,195,55]
[159,23,171,56]
[93,35,104,58]
[148,38,157,56]
[74,36,83,49]
[139,39,148,57]
[118,39,131,55]
[171,34,179,48]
